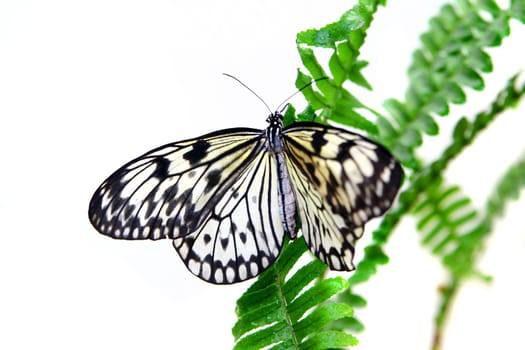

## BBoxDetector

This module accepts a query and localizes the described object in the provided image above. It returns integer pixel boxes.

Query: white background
[1,1,525,349]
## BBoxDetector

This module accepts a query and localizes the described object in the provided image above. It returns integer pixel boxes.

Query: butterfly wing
[173,146,285,283]
[89,128,265,240]
[89,127,286,283]
[283,122,403,271]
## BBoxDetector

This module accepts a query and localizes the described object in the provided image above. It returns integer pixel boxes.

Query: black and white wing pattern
[283,122,403,271]
[172,147,285,283]
[89,112,403,284]
[89,128,286,283]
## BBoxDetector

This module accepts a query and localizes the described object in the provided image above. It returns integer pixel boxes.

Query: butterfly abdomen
[266,120,298,239]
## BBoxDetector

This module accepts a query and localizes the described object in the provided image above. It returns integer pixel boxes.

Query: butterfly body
[266,113,298,239]
[89,111,402,284]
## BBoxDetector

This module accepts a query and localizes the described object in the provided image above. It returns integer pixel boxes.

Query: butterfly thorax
[266,112,297,238]
[265,112,284,152]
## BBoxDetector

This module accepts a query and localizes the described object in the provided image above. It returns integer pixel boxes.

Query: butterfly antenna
[222,73,273,114]
[275,77,328,113]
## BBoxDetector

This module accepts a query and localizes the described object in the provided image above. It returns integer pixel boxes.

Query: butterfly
[88,86,403,284]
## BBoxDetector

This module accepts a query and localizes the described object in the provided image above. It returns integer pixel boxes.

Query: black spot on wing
[109,194,125,213]
[183,139,210,164]
[204,170,221,193]
[311,130,328,154]
[123,204,136,220]
[220,237,229,250]
[336,141,355,162]
[305,162,321,186]
[152,157,170,178]
[239,232,247,244]
[246,220,254,234]
[164,185,182,215]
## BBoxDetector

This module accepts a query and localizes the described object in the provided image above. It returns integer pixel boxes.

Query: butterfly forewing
[88,128,264,241]
[283,122,403,271]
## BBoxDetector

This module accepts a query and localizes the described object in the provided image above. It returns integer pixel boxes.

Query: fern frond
[414,181,475,253]
[431,151,525,350]
[233,237,356,350]
[349,72,525,287]
[484,151,525,227]
[413,179,483,279]
[413,72,525,278]
[295,0,385,135]
[379,2,513,165]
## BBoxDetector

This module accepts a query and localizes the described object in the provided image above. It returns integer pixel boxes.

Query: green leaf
[333,317,365,333]
[295,0,385,141]
[233,238,356,349]
[383,99,411,125]
[232,294,284,339]
[288,277,349,322]
[478,0,501,16]
[295,72,327,111]
[296,8,366,48]
[347,60,372,90]
[328,52,346,85]
[234,321,291,350]
[296,104,317,122]
[485,152,525,223]
[511,0,525,23]
[376,114,398,139]
[467,47,493,73]
[440,4,460,29]
[294,303,354,341]
[235,283,281,320]
[442,82,467,104]
[282,103,297,127]
[328,107,378,135]
[363,245,389,265]
[484,14,511,46]
[347,258,378,285]
[282,260,327,302]
[424,94,450,115]
[414,111,440,135]
[337,292,367,308]
[300,330,358,349]
[297,47,327,80]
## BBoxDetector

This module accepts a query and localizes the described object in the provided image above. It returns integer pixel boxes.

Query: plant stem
[431,278,459,350]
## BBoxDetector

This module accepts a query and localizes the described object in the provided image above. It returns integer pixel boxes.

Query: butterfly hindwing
[173,147,286,283]
[283,122,403,271]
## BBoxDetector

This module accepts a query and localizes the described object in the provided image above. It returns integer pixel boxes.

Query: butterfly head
[266,111,284,128]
